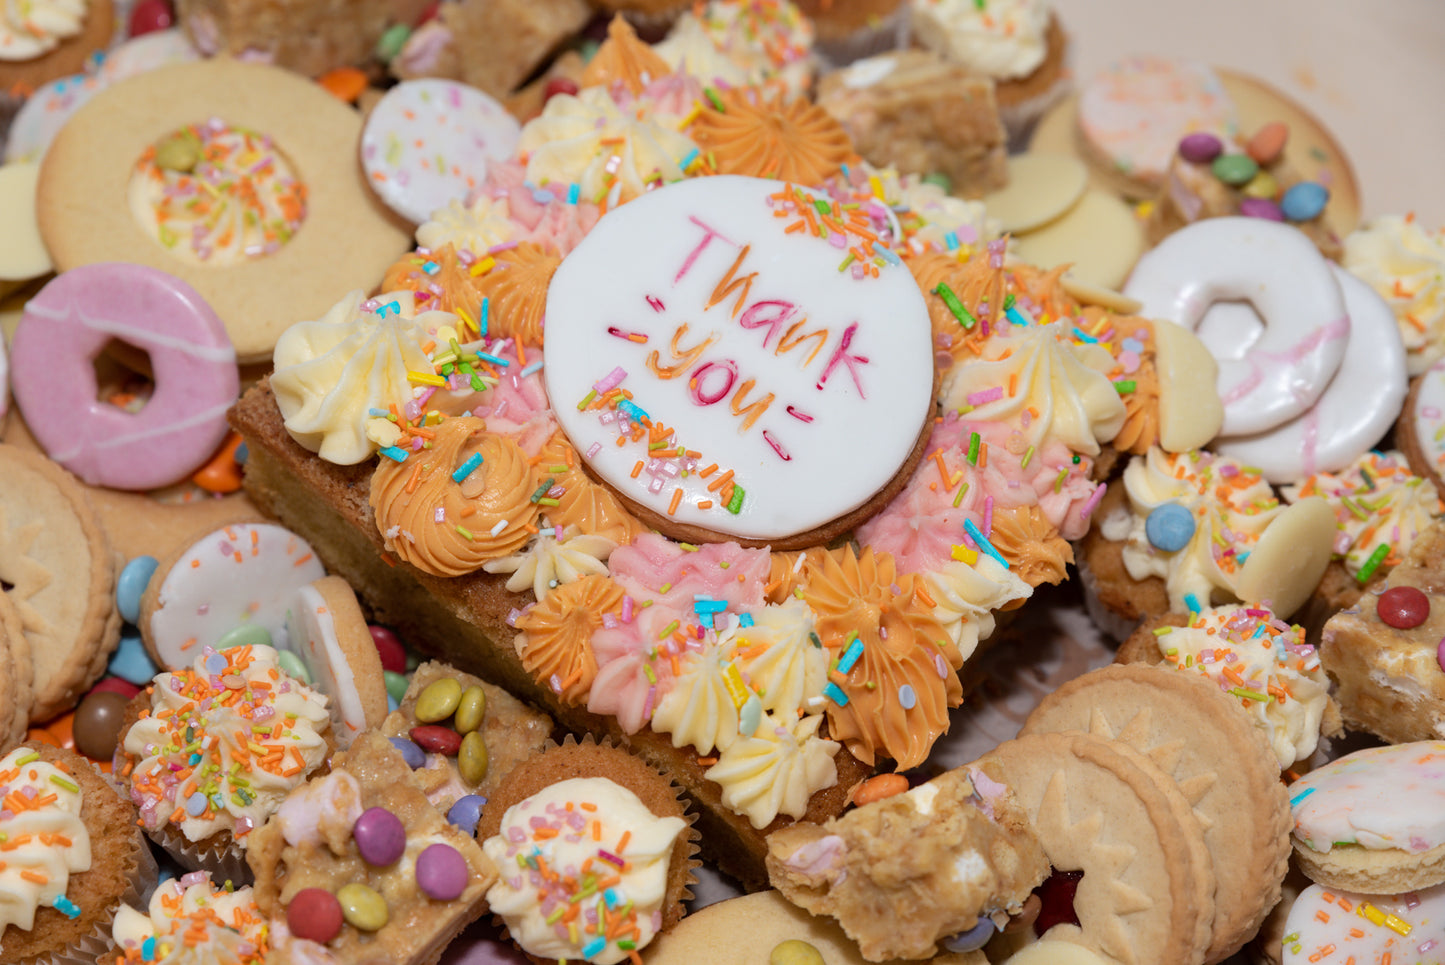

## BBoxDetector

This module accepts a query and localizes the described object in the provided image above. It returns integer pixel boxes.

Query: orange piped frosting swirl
[989,505,1073,587]
[689,87,853,186]
[581,16,673,96]
[515,573,625,704]
[370,416,539,577]
[536,433,650,546]
[802,546,961,769]
[472,243,561,349]
[381,243,483,318]
[1089,309,1160,455]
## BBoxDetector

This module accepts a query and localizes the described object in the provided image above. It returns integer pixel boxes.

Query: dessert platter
[0,1,1443,964]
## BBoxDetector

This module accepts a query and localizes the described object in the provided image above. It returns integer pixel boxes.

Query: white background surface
[1053,0,1445,227]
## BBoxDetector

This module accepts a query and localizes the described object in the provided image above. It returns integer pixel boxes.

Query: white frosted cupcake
[107,871,268,965]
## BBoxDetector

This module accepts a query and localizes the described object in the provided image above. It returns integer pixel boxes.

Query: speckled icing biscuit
[1289,741,1445,895]
[1020,663,1291,963]
[139,519,327,671]
[0,444,121,722]
[283,575,389,749]
[978,731,1216,965]
[36,58,411,364]
[1400,362,1445,497]
[0,590,30,749]
[1279,880,1445,965]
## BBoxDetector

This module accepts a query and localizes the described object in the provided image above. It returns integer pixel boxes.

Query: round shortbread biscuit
[1020,663,1292,963]
[35,57,411,364]
[0,444,121,722]
[979,731,1216,965]
[0,589,29,748]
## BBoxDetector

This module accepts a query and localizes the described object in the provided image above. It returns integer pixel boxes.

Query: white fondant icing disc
[543,176,935,542]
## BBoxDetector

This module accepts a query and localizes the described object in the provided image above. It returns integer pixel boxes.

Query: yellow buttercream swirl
[921,555,1032,662]
[650,641,740,757]
[706,712,839,829]
[0,0,83,59]
[803,546,961,769]
[518,86,698,205]
[514,573,624,704]
[1343,215,1445,376]
[0,746,90,938]
[482,526,615,602]
[730,598,827,718]
[271,289,442,465]
[370,416,539,576]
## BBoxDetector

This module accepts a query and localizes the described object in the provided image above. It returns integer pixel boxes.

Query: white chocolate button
[985,153,1089,234]
[0,163,52,281]
[544,175,935,542]
[1213,265,1407,483]
[1152,320,1222,452]
[1235,495,1335,617]
[1123,217,1349,438]
[1004,939,1118,965]
[1010,189,1144,290]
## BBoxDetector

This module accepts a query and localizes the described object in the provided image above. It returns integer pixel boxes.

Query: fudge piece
[816,49,1007,198]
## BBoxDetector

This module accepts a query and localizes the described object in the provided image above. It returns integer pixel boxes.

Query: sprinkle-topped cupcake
[110,871,269,965]
[116,644,332,881]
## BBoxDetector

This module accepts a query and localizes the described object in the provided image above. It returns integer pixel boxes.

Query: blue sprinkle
[1184,592,1202,615]
[1122,338,1144,353]
[479,297,489,336]
[697,612,714,629]
[944,230,959,251]
[680,147,699,171]
[1071,326,1098,344]
[738,613,754,628]
[116,556,159,624]
[823,681,849,707]
[898,684,917,710]
[962,519,1009,569]
[567,183,581,205]
[1236,551,1250,565]
[205,652,228,675]
[692,598,728,614]
[188,753,202,766]
[1005,306,1031,327]
[836,637,865,674]
[582,937,606,958]
[531,188,555,204]
[142,936,157,960]
[618,399,650,423]
[234,441,248,466]
[452,452,483,483]
[447,794,486,836]
[476,351,510,367]
[422,260,440,275]
[519,360,545,379]
[368,407,390,417]
[379,446,409,463]
[52,895,80,919]
[604,887,623,908]
[374,300,399,317]
[1252,623,1267,639]
[877,245,901,266]
[1289,786,1315,808]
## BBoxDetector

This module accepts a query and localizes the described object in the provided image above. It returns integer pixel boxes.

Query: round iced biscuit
[0,444,121,721]
[1008,189,1144,291]
[139,518,327,670]
[980,731,1215,965]
[1020,663,1291,962]
[1289,740,1445,895]
[35,57,411,364]
[1391,363,1445,498]
[283,575,388,749]
[984,153,1089,234]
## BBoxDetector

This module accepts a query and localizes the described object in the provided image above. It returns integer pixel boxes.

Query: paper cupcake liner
[44,823,158,965]
[810,4,910,70]
[146,820,253,888]
[1073,552,1142,644]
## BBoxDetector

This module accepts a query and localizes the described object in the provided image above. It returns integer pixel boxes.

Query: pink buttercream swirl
[473,161,601,257]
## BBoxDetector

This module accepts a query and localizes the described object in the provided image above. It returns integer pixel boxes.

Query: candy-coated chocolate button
[89,677,141,699]
[1241,170,1279,200]
[1437,639,1445,674]
[288,888,343,944]
[384,670,409,703]
[1281,182,1329,222]
[276,649,312,684]
[415,678,463,723]
[770,940,825,965]
[1145,503,1195,552]
[1246,121,1289,166]
[388,736,425,769]
[191,433,244,493]
[216,623,273,652]
[852,773,908,807]
[1178,132,1223,164]
[942,917,995,952]
[116,555,158,623]
[128,0,174,36]
[369,625,407,673]
[542,77,580,103]
[1239,198,1284,221]
[375,23,410,62]
[1211,153,1259,186]
[447,794,485,836]
[458,731,489,785]
[108,631,158,685]
[353,806,407,866]
[338,883,388,932]
[73,690,130,760]
[1377,585,1430,629]
[410,725,462,756]
[416,843,468,901]
[454,685,486,735]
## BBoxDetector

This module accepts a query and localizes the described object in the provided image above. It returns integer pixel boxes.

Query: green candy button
[215,624,272,651]
[276,649,312,685]
[384,670,410,703]
[1211,153,1260,186]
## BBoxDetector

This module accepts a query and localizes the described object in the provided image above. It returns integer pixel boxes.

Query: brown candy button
[72,689,131,760]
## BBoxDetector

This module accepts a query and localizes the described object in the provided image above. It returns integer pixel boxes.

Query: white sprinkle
[490,519,509,537]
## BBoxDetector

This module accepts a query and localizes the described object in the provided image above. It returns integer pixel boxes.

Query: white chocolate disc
[984,152,1089,234]
[543,175,935,542]
[1123,218,1349,438]
[1009,189,1144,290]
[0,163,53,281]
[146,522,327,670]
[1235,496,1335,618]
[1213,265,1407,483]
[361,79,521,226]
[1152,320,1222,452]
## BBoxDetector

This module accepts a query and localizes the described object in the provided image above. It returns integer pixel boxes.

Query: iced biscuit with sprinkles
[115,643,333,884]
[1277,880,1445,965]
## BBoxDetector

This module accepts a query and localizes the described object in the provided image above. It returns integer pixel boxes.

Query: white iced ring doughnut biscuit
[1123,217,1349,437]
[1213,265,1406,483]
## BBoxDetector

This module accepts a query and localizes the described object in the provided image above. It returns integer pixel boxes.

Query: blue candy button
[1145,503,1196,552]
[1280,181,1329,222]
[942,917,995,953]
[109,631,159,685]
[116,556,158,624]
[446,794,486,836]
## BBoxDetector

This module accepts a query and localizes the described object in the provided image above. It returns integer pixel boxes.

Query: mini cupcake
[793,0,909,67]
[908,0,1068,140]
[107,871,268,965]
[0,741,156,965]
[115,644,333,884]
[477,737,698,964]
[652,0,815,93]
[0,0,115,91]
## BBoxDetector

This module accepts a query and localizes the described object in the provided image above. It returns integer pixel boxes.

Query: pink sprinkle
[1079,482,1107,520]
[586,442,602,459]
[622,596,634,623]
[983,496,993,537]
[593,367,627,394]
[488,240,520,254]
[967,387,1004,406]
